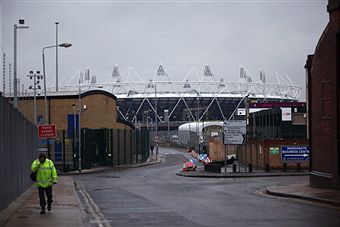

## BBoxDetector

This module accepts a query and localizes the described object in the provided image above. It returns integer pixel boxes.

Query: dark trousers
[38,186,53,208]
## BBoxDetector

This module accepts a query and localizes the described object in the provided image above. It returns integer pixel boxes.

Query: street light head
[59,43,72,48]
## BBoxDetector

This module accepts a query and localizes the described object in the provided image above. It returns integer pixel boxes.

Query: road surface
[74,147,340,227]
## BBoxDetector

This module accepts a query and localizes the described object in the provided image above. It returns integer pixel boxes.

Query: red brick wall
[207,137,309,171]
[308,0,340,189]
[242,139,309,170]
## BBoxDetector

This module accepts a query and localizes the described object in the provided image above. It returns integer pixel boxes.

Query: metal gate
[80,128,150,169]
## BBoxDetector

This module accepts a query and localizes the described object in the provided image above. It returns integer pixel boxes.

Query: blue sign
[281,146,309,162]
[39,139,54,145]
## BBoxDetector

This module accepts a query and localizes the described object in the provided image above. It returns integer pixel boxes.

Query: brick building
[15,90,150,171]
[306,0,340,189]
[17,90,132,130]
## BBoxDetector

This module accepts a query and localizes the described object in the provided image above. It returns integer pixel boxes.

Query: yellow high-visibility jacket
[31,159,58,188]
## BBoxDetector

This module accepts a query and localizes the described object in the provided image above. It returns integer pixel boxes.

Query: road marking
[76,181,111,227]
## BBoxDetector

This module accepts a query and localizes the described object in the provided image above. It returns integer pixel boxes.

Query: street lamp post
[78,86,82,173]
[55,22,59,92]
[71,86,84,173]
[154,83,158,160]
[72,103,77,169]
[42,42,72,123]
[13,19,29,108]
[244,94,250,172]
[197,97,200,153]
[75,84,93,172]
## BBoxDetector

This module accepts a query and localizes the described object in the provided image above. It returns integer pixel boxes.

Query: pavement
[1,153,340,227]
[177,163,340,208]
[0,154,162,227]
[0,176,84,227]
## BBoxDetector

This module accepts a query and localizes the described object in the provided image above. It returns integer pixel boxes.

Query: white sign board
[281,107,292,121]
[223,120,246,145]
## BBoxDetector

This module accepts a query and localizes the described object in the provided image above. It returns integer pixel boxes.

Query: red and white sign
[38,124,57,139]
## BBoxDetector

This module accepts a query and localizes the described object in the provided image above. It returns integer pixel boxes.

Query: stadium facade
[51,64,302,130]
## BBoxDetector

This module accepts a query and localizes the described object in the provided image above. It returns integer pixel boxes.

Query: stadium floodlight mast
[42,42,72,124]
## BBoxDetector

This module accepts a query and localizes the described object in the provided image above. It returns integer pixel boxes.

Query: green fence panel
[118,129,125,164]
[112,129,119,166]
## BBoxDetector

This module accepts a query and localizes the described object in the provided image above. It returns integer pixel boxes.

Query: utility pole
[155,83,158,160]
[17,79,20,99]
[2,53,5,94]
[78,86,83,173]
[13,24,17,105]
[244,94,250,173]
[55,22,59,92]
[9,63,12,97]
[72,104,77,170]
[197,97,200,153]
[21,84,24,100]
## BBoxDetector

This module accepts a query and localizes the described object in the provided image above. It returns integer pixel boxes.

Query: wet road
[74,147,340,227]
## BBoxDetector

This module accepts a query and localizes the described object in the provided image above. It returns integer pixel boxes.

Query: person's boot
[47,204,51,211]
[40,207,45,214]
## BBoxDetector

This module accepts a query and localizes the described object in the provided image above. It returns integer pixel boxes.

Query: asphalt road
[74,147,340,227]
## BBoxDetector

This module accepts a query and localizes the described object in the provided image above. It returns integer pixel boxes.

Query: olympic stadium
[52,64,302,131]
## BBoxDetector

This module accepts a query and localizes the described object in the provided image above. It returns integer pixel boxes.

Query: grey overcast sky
[0,0,329,100]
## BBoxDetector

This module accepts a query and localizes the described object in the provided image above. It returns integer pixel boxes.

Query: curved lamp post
[42,43,72,124]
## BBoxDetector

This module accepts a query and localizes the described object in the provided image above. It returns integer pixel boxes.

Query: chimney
[327,0,340,26]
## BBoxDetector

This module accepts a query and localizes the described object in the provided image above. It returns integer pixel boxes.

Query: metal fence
[0,93,38,211]
[52,128,150,171]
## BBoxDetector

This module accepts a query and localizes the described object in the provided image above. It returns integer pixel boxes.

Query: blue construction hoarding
[281,146,309,162]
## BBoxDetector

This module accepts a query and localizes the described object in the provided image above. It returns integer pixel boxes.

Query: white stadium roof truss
[40,64,301,123]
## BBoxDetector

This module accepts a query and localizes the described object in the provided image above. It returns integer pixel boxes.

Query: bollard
[232,163,237,172]
[297,163,301,172]
[248,163,253,172]
[265,163,269,172]
[283,163,287,172]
